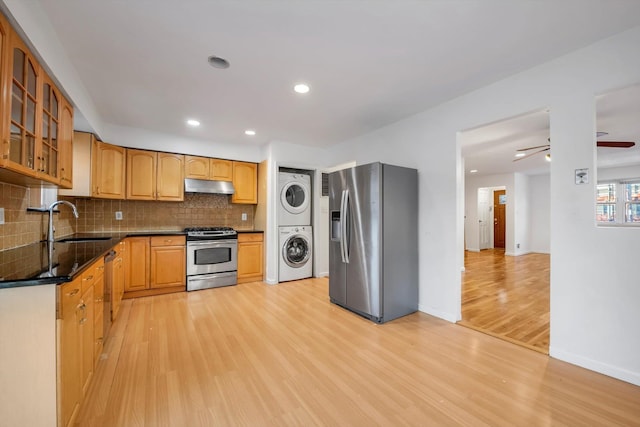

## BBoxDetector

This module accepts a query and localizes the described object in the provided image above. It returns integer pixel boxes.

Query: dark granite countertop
[236,230,264,233]
[0,231,186,290]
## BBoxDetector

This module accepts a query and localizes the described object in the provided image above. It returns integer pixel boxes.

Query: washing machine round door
[281,181,310,215]
[283,234,311,268]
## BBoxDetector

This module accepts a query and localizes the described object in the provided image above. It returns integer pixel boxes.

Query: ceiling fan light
[545,153,551,162]
[515,153,526,158]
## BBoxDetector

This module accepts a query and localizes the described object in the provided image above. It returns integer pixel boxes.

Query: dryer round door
[280,181,310,215]
[283,234,311,268]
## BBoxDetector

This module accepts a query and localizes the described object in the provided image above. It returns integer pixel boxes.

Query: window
[597,180,640,225]
[625,182,640,223]
[596,183,616,222]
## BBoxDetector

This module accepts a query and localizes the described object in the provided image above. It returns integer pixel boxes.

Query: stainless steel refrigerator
[329,162,418,323]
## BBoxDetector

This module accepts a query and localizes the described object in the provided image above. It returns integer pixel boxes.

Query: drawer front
[93,258,105,278]
[81,258,105,293]
[238,233,263,243]
[150,235,186,247]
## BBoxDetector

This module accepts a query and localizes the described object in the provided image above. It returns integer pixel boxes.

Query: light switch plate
[115,211,123,220]
[0,207,4,224]
[241,213,247,221]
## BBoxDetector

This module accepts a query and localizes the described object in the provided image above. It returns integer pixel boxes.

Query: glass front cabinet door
[4,33,40,176]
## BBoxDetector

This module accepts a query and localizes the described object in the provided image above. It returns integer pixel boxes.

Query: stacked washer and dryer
[278,171,313,282]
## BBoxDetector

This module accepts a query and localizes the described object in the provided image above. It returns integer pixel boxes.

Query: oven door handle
[187,240,237,247]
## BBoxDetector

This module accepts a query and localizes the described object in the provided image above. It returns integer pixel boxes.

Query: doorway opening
[459,109,550,353]
[477,186,506,250]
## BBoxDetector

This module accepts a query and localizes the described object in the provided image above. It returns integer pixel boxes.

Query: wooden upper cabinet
[1,29,41,177]
[39,73,61,183]
[0,13,10,166]
[91,140,126,199]
[185,155,232,182]
[0,16,73,187]
[184,155,209,179]
[58,97,74,189]
[157,153,184,201]
[211,158,233,181]
[232,161,258,204]
[126,149,156,200]
[127,150,183,201]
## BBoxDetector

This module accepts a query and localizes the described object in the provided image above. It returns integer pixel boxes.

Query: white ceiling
[30,0,640,149]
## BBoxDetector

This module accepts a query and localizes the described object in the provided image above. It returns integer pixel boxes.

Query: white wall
[327,26,640,385]
[597,164,640,181]
[529,174,551,253]
[0,285,57,427]
[513,173,530,255]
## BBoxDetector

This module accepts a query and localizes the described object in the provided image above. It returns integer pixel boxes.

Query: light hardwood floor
[76,278,640,426]
[460,249,550,353]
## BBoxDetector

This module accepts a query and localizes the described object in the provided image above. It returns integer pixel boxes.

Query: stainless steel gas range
[185,227,238,291]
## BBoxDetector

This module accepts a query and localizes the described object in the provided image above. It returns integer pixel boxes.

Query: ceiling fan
[514,135,636,162]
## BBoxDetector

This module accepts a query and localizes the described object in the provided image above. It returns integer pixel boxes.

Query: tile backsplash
[65,193,255,234]
[0,182,255,251]
[0,182,75,251]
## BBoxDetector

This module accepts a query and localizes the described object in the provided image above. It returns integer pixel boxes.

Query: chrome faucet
[47,200,79,243]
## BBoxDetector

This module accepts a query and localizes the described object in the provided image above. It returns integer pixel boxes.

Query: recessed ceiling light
[208,55,230,69]
[186,119,200,127]
[244,130,256,136]
[294,83,310,94]
[545,154,551,162]
[515,153,526,158]
[470,169,478,173]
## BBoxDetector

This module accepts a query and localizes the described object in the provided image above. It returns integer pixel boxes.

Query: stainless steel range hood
[184,178,235,195]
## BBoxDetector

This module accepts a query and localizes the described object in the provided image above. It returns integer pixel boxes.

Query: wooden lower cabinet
[79,285,94,394]
[57,248,115,426]
[58,278,82,427]
[124,237,150,292]
[237,233,264,283]
[93,273,105,361]
[124,235,185,298]
[150,236,186,288]
[111,241,125,321]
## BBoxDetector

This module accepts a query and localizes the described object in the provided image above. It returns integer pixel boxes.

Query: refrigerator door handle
[339,190,346,263]
[343,189,350,263]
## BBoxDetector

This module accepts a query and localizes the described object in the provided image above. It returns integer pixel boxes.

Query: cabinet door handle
[2,140,9,159]
[84,275,94,281]
[67,288,80,297]
[95,297,103,302]
[77,303,86,311]
[79,317,87,325]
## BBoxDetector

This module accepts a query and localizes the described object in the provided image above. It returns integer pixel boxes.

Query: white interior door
[478,188,490,250]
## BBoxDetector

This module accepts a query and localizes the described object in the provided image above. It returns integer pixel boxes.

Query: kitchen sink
[56,237,113,243]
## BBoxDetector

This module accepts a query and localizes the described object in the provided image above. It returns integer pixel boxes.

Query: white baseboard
[417,305,458,323]
[549,347,640,386]
[315,271,329,278]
